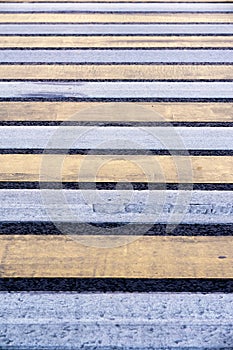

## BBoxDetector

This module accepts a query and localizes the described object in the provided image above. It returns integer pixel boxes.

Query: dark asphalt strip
[0,182,232,190]
[0,278,233,292]
[0,222,232,235]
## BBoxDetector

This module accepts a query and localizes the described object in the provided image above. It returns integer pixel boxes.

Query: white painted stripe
[0,24,232,35]
[0,190,232,223]
[0,81,232,98]
[0,3,232,12]
[0,293,232,347]
[1,49,232,63]
[0,126,232,150]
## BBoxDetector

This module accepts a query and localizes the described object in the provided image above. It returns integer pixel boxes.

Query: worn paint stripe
[1,13,233,23]
[0,292,232,348]
[1,65,233,80]
[1,49,232,63]
[0,235,233,277]
[1,3,233,13]
[0,154,232,183]
[0,189,232,224]
[0,81,232,99]
[0,126,232,150]
[0,24,232,35]
[0,102,232,122]
[1,35,233,48]
[1,292,232,321]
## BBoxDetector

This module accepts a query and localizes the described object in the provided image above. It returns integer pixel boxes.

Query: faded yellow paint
[0,235,233,278]
[0,102,232,122]
[1,13,232,23]
[1,36,233,48]
[0,155,232,183]
[1,65,232,80]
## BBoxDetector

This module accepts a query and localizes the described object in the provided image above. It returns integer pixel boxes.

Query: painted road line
[1,36,233,48]
[1,3,233,13]
[0,82,232,99]
[1,65,233,80]
[1,24,232,35]
[0,154,232,183]
[1,102,232,122]
[0,189,232,224]
[1,13,233,23]
[0,235,233,277]
[0,126,232,150]
[1,49,232,64]
[0,292,232,348]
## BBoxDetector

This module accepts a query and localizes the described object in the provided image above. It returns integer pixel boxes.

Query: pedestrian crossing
[0,0,232,348]
[0,0,232,279]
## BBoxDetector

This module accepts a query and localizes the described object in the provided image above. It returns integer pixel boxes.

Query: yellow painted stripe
[1,13,232,23]
[1,102,232,122]
[1,65,233,80]
[0,155,232,183]
[0,235,233,278]
[1,36,233,48]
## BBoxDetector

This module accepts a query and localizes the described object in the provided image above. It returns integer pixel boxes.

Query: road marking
[0,81,232,99]
[1,3,232,13]
[0,292,232,347]
[0,189,232,223]
[1,13,233,23]
[1,65,233,80]
[0,126,232,150]
[0,154,232,182]
[1,23,232,35]
[0,0,232,287]
[1,49,232,63]
[1,35,233,48]
[1,102,232,122]
[0,235,233,277]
